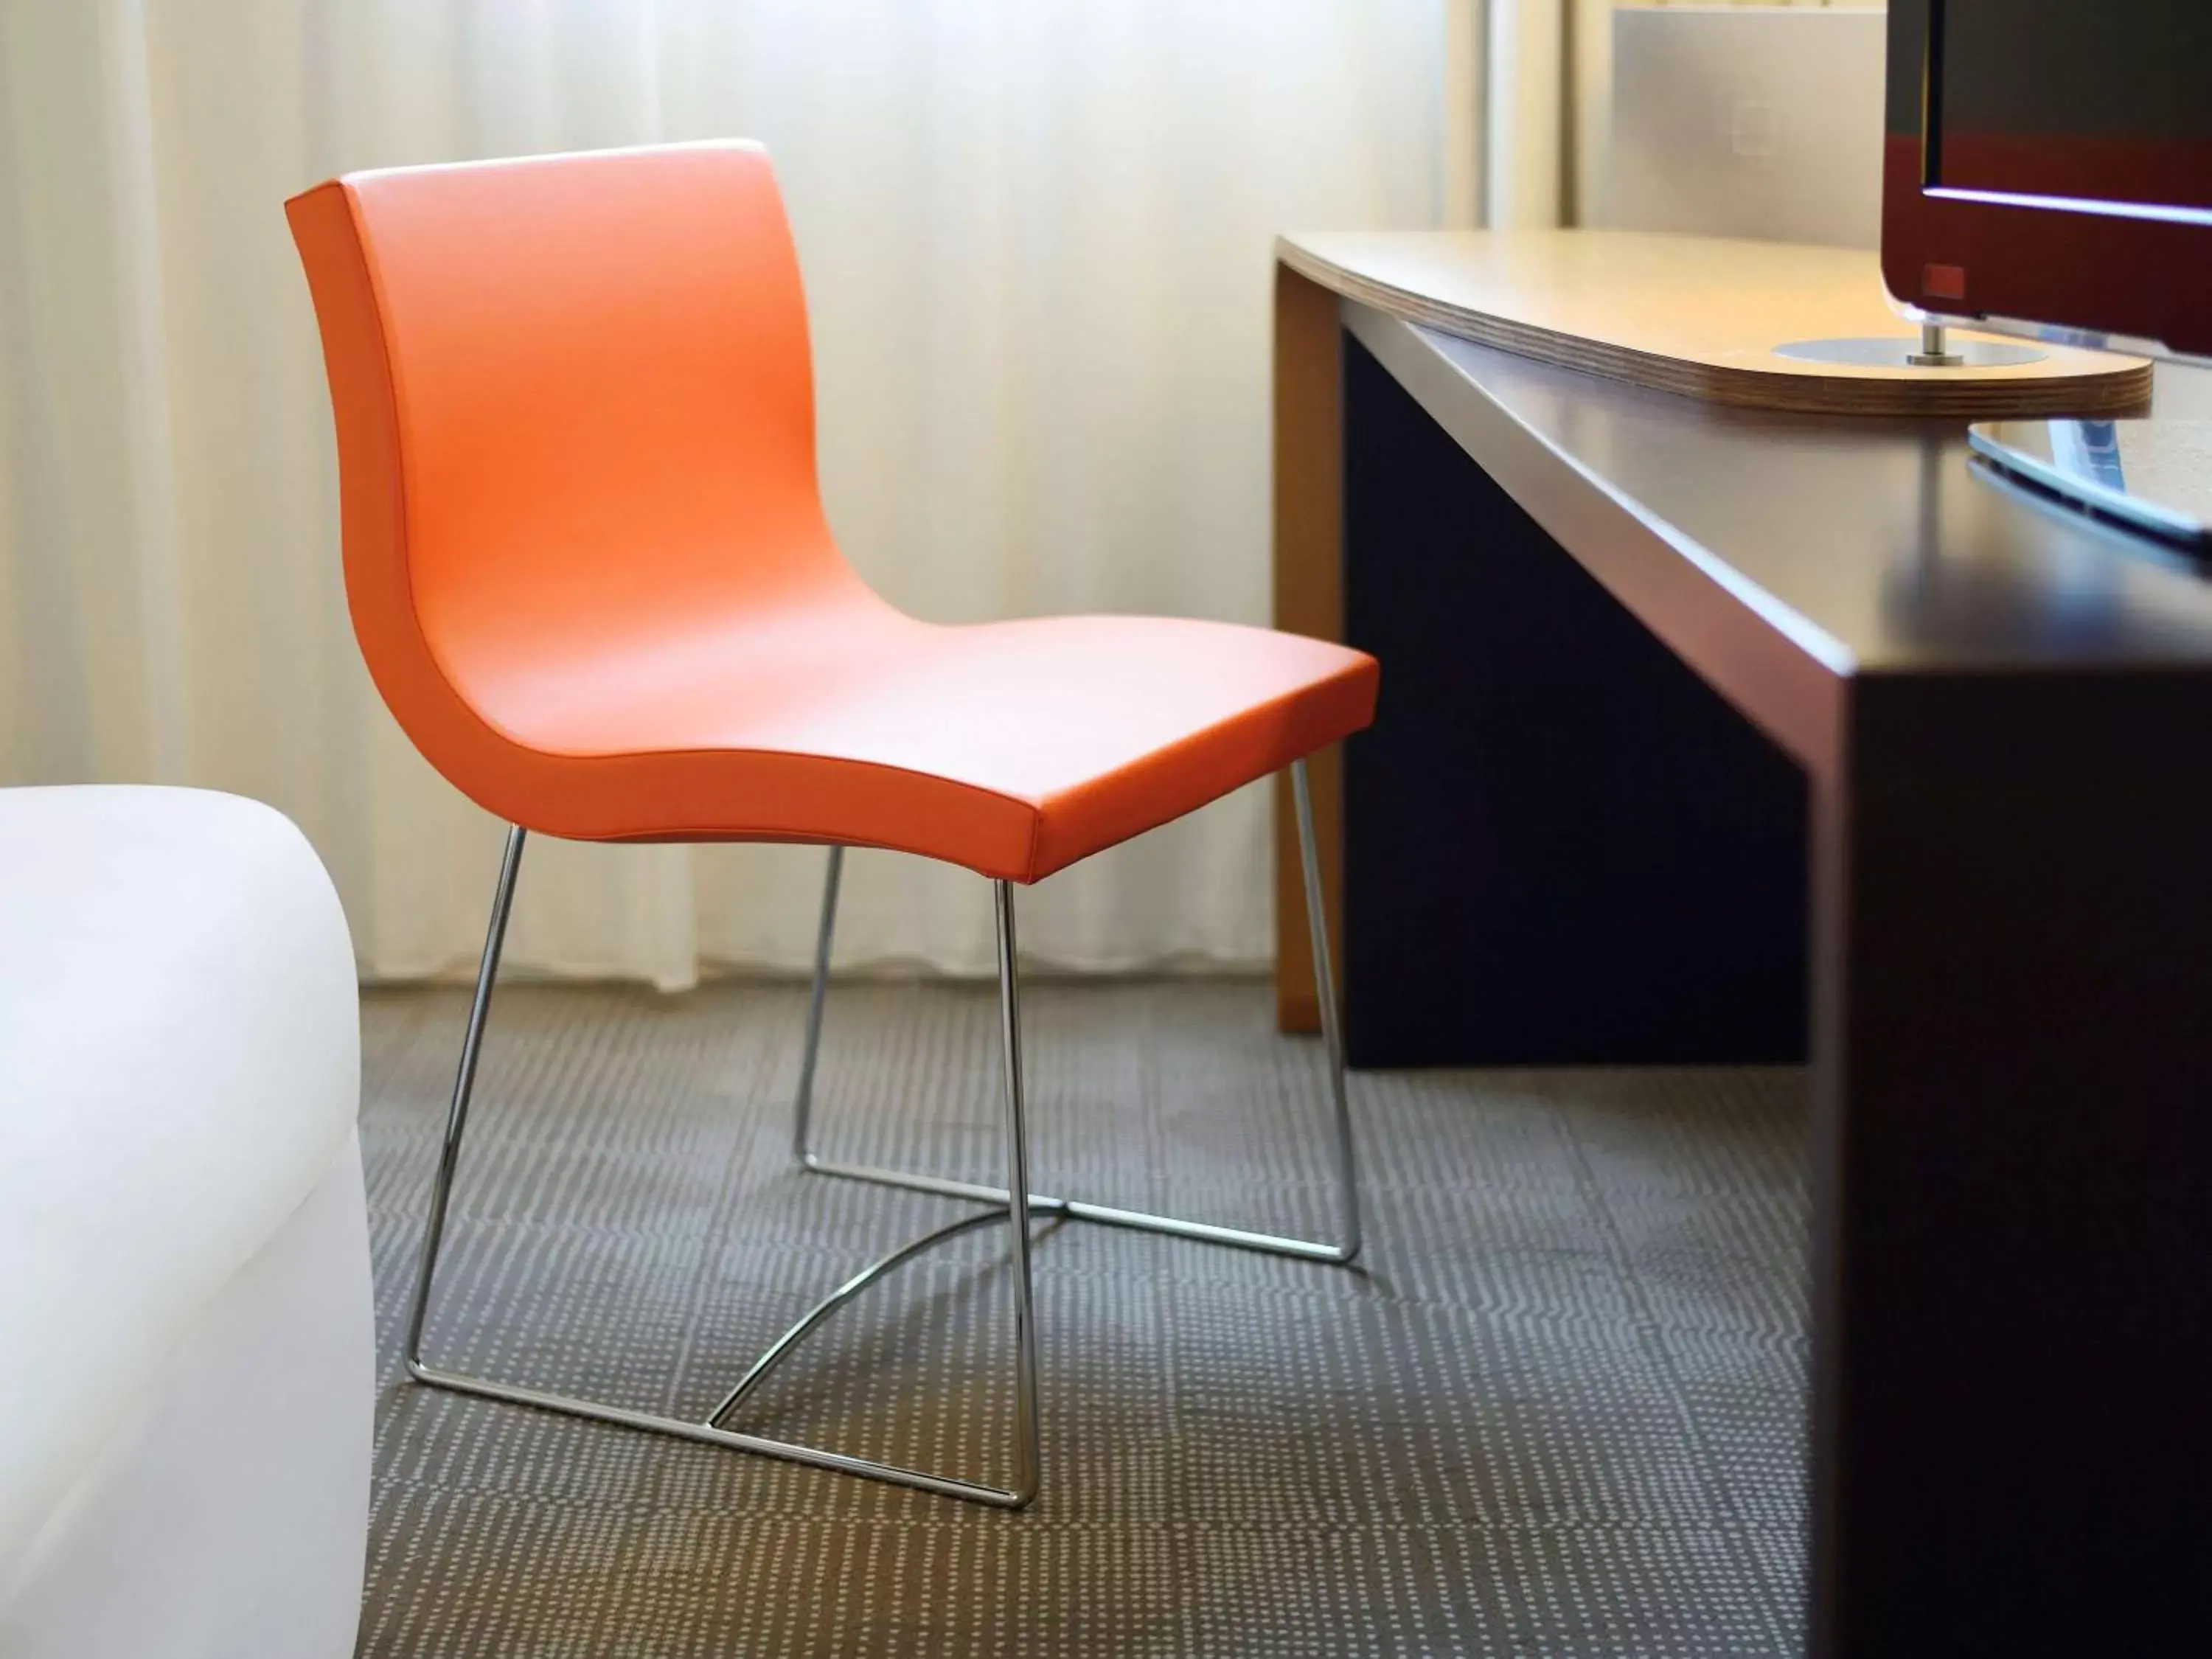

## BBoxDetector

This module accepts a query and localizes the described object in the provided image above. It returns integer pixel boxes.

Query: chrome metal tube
[993,878,1043,1505]
[1907,321,1962,367]
[792,844,844,1163]
[411,1363,1032,1507]
[793,1156,1346,1261]
[707,1204,1010,1425]
[1293,758,1363,1264]
[403,825,526,1371]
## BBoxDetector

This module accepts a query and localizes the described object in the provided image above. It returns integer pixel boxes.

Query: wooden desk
[1275,235,2212,1656]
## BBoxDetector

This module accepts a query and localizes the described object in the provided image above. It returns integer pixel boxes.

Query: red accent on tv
[1882,137,2212,357]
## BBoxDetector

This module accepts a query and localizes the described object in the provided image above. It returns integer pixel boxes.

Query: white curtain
[1484,0,1610,232]
[0,1,1450,986]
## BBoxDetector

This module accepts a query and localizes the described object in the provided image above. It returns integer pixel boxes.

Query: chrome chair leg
[403,824,526,1372]
[790,842,842,1164]
[403,833,1045,1507]
[992,877,1043,1500]
[1292,757,1363,1260]
[794,758,1362,1265]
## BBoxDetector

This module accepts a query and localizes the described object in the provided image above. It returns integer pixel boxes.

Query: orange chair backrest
[287,142,855,790]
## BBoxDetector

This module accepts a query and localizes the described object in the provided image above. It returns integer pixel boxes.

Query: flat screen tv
[1882,0,2212,361]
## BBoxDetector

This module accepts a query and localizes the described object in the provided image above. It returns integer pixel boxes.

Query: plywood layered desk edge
[1277,229,2152,420]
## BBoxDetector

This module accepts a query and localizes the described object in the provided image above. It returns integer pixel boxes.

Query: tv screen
[1933,0,2212,220]
[1883,0,2212,357]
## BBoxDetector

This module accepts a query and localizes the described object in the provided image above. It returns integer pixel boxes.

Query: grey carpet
[358,979,1809,1658]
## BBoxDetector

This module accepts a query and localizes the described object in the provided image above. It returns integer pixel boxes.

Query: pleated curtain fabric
[0,0,1450,987]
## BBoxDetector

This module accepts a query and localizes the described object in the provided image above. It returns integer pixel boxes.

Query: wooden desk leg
[1812,675,2212,1657]
[1274,263,1344,1035]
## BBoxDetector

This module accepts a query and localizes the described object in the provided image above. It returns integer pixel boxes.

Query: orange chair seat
[448,595,1373,883]
[286,142,1377,883]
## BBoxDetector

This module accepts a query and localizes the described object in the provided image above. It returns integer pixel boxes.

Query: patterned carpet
[357,979,1809,1657]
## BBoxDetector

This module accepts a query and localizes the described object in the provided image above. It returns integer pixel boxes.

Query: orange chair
[288,140,1377,1509]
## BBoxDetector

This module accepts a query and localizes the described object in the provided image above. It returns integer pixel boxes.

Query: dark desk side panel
[1341,333,1809,1067]
[1815,673,2212,1656]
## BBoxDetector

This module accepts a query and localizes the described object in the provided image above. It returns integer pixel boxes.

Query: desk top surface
[1361,308,2212,681]
[1282,229,2150,418]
